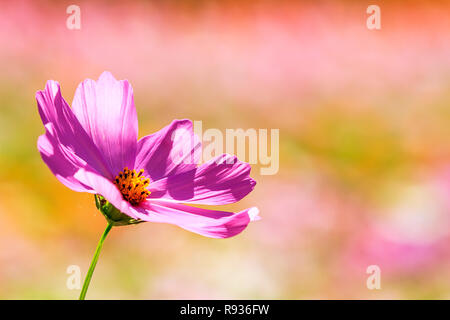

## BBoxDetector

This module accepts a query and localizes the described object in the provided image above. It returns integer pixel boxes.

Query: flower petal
[74,168,141,220]
[38,123,92,192]
[135,119,201,181]
[36,80,112,179]
[148,154,256,205]
[71,71,138,175]
[129,200,260,238]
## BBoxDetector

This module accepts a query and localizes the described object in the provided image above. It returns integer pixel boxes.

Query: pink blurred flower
[344,181,450,275]
[36,71,258,238]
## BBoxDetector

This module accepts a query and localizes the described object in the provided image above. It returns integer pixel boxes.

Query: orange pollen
[113,167,150,206]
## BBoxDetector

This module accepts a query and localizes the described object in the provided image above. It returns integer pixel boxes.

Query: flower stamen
[113,167,150,206]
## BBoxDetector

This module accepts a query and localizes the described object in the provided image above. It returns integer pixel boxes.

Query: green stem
[79,222,113,300]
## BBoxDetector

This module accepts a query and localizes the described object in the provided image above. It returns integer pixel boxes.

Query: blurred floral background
[1,0,450,299]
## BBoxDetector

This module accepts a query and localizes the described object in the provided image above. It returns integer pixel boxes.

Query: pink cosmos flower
[37,71,259,239]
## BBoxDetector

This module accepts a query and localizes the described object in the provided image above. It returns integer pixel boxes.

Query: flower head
[37,71,258,238]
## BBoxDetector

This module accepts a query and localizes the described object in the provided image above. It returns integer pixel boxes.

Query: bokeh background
[1,0,450,299]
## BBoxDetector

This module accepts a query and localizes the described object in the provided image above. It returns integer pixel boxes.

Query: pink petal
[74,168,141,220]
[148,154,256,205]
[36,80,112,180]
[71,71,138,176]
[130,200,260,238]
[135,119,201,181]
[38,123,92,192]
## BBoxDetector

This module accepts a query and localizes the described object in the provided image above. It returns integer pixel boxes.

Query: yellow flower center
[113,167,150,206]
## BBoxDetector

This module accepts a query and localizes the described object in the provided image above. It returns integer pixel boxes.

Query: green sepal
[94,194,145,226]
